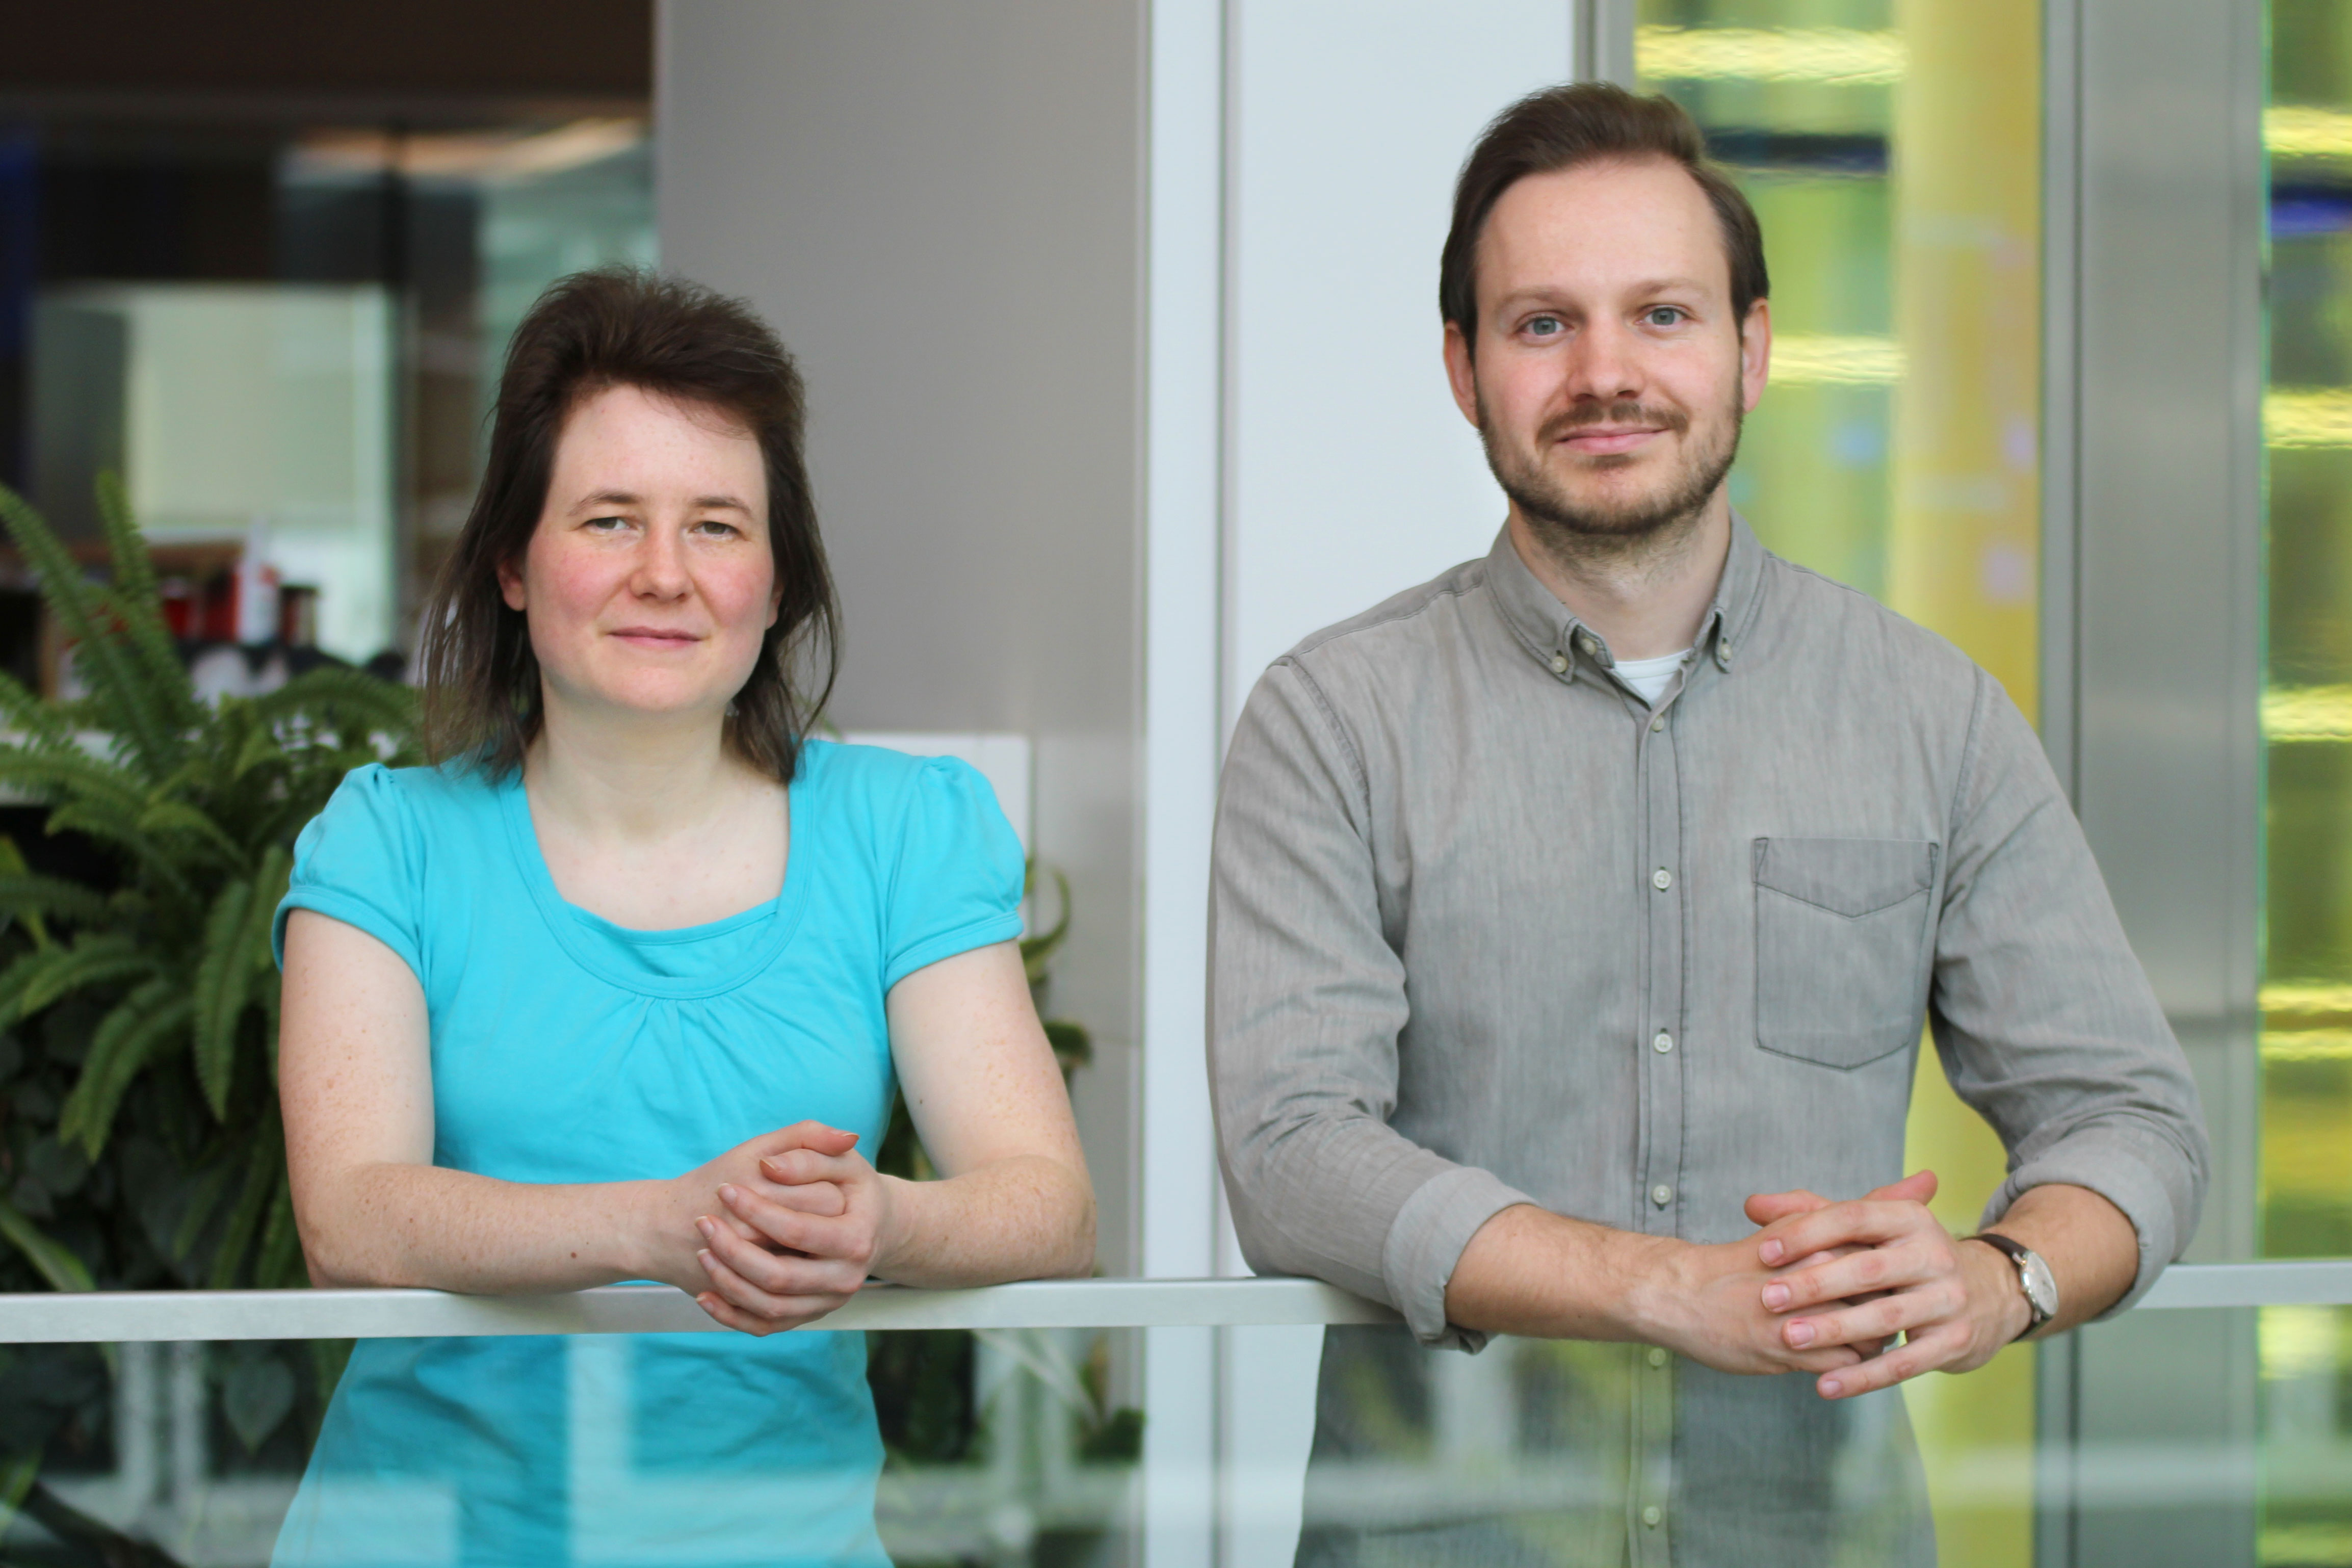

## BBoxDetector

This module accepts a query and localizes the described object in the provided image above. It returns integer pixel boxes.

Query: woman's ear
[496,553,528,613]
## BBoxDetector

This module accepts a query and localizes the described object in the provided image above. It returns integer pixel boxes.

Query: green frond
[1018,863,1074,985]
[59,980,193,1160]
[0,746,146,818]
[250,842,292,933]
[0,1445,40,1531]
[98,583,200,737]
[256,1178,304,1289]
[41,800,195,907]
[208,1119,281,1289]
[232,713,282,778]
[0,1197,95,1292]
[193,876,259,1119]
[0,670,73,751]
[171,1163,233,1263]
[257,665,421,745]
[138,798,247,867]
[0,873,116,930]
[0,482,175,774]
[91,476,197,729]
[0,932,154,1020]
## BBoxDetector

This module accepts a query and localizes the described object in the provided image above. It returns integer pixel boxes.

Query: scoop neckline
[498,759,813,1000]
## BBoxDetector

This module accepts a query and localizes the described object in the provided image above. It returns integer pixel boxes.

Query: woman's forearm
[873,1155,1095,1289]
[299,1162,664,1294]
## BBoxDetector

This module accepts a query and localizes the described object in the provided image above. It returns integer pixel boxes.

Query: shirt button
[1647,1347,1668,1369]
[1643,1505,1663,1528]
[1652,868,1672,891]
[1550,652,1569,674]
[1652,1183,1674,1206]
[1653,1031,1674,1054]
[1650,714,1665,731]
[1577,633,1599,656]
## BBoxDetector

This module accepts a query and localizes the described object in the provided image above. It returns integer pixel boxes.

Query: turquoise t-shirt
[268,739,1025,1568]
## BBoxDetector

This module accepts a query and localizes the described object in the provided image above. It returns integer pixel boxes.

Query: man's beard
[1478,389,1742,550]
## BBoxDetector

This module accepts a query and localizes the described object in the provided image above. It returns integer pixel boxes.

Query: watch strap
[1967,1232,2053,1338]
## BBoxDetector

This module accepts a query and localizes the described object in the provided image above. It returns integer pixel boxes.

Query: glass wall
[1637,5,2044,1567]
[6,114,652,683]
[2265,5,2352,1563]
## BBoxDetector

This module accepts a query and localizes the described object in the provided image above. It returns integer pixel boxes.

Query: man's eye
[1526,316,1565,337]
[1644,307,1686,328]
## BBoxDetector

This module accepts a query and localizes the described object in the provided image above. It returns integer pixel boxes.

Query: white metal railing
[1,1260,2346,1344]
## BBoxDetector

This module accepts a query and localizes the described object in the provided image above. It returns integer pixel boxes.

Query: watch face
[2020,1251,2059,1321]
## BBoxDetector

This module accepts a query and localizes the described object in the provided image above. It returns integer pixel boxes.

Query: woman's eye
[585,515,629,532]
[1644,306,1686,328]
[692,518,741,537]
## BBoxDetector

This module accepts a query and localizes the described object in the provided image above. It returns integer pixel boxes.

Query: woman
[271,269,1095,1565]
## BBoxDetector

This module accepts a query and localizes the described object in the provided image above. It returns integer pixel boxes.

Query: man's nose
[1562,318,1642,406]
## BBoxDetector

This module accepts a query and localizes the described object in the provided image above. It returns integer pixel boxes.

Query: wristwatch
[1970,1233,2058,1340]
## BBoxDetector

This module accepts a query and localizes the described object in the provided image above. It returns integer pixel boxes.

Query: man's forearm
[1443,1203,1672,1341]
[1977,1181,2139,1335]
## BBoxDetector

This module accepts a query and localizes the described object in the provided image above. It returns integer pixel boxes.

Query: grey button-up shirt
[1209,520,2208,1566]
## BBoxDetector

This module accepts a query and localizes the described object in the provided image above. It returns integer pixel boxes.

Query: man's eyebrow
[1497,277,1714,308]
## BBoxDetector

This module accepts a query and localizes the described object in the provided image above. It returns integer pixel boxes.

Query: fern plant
[0,479,416,1552]
[0,478,416,1297]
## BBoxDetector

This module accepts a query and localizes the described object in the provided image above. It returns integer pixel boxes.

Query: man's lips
[1557,425,1666,456]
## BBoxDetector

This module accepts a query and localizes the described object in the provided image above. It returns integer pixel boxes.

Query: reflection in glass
[1639,5,2042,1566]
[0,1330,1143,1566]
[2265,4,2352,1564]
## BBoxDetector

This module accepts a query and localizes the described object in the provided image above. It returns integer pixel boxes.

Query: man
[1208,83,2208,1566]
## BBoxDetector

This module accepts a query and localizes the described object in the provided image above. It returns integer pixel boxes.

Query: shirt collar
[1483,511,1766,680]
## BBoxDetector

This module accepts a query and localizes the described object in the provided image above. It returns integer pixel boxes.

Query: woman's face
[502,382,779,733]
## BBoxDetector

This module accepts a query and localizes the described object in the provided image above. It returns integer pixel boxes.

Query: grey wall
[657,0,1147,1271]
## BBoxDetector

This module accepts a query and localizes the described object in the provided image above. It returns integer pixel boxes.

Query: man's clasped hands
[636,1134,2038,1390]
[1648,1168,2036,1401]
[644,1121,899,1336]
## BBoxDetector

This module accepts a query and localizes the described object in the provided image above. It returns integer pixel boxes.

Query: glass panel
[0,1330,1145,1565]
[1637,6,2044,1567]
[10,116,653,685]
[2265,4,2352,1562]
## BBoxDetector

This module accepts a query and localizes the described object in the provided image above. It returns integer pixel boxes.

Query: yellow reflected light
[2265,388,2352,448]
[2263,1030,2352,1062]
[2263,982,2352,1021]
[2265,686,2352,743]
[1636,26,1906,86]
[1769,334,1904,385]
[2268,104,2352,160]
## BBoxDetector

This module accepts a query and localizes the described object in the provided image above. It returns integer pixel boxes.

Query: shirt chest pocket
[1753,836,1939,1069]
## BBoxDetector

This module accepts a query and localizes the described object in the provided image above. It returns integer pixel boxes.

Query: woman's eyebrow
[572,490,753,512]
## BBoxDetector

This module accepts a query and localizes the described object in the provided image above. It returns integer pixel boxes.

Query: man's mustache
[1541,400,1692,443]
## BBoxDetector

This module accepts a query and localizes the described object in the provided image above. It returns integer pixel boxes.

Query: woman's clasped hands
[651,1121,900,1335]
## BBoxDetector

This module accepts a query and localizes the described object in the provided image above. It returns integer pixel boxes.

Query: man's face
[1444,156,1769,542]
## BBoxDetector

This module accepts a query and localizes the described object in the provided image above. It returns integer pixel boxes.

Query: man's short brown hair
[1440,81,1768,353]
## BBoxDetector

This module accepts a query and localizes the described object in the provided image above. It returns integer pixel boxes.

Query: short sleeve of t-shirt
[882,755,1026,988]
[273,763,426,977]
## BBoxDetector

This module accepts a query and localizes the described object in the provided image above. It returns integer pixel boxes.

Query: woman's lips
[608,628,703,648]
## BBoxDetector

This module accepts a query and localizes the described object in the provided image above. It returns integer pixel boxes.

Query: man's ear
[1739,297,1772,413]
[1443,321,1481,429]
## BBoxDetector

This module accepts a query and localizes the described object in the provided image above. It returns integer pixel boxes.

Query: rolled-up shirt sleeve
[1210,660,1533,1347]
[1933,671,2212,1313]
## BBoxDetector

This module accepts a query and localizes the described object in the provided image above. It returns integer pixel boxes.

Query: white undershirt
[1611,648,1691,705]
